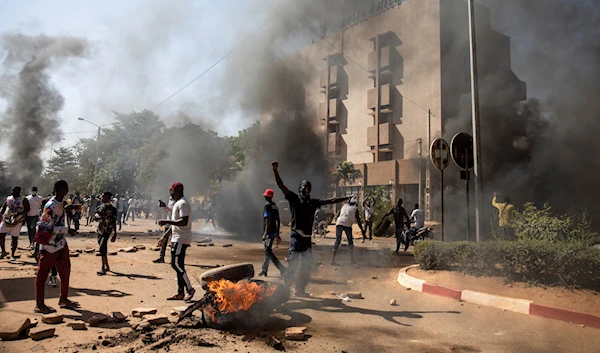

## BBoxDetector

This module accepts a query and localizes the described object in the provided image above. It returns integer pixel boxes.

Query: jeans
[333,225,354,251]
[73,213,81,232]
[26,216,38,245]
[363,220,373,240]
[116,212,123,228]
[126,207,135,222]
[285,232,313,293]
[262,237,285,274]
[395,227,408,252]
[171,242,193,294]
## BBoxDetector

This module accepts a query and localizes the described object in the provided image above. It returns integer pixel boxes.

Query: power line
[151,17,272,110]
[63,130,97,134]
[272,1,435,116]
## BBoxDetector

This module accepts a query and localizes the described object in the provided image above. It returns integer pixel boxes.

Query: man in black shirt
[271,161,350,297]
[258,188,286,277]
[94,192,118,275]
[383,198,411,252]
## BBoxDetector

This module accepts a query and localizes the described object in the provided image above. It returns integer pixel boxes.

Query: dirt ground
[410,268,600,316]
[1,218,599,353]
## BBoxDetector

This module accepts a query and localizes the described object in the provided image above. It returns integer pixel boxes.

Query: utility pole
[417,138,423,208]
[468,0,483,242]
[425,109,431,221]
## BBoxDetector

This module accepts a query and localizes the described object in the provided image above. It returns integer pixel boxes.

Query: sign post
[451,133,474,241]
[430,138,449,241]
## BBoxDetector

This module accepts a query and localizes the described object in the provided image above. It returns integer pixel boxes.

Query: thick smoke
[214,0,373,235]
[437,0,600,238]
[0,33,88,187]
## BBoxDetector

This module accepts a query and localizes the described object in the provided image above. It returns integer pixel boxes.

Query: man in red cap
[158,182,195,302]
[258,188,285,277]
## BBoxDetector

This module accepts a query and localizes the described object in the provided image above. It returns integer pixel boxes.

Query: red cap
[169,182,184,191]
[263,188,274,198]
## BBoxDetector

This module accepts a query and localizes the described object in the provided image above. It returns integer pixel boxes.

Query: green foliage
[332,161,362,196]
[414,240,600,290]
[511,202,600,245]
[228,121,260,172]
[365,185,393,236]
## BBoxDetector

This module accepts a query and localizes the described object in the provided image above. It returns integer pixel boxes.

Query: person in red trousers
[34,179,79,314]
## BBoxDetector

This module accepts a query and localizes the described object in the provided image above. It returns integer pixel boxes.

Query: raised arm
[271,161,290,195]
[320,196,351,206]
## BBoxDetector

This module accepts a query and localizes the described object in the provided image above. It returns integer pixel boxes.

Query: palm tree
[332,161,362,196]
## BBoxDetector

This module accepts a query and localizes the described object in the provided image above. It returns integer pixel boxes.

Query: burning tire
[200,263,255,290]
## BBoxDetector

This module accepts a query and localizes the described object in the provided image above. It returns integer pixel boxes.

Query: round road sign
[430,138,450,170]
[450,132,474,170]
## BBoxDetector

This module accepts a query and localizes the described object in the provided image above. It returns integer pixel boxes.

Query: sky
[0,0,278,149]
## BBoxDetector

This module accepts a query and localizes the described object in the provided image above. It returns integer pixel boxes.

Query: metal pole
[466,148,471,241]
[441,168,444,242]
[468,0,483,242]
[92,126,100,194]
[425,109,431,221]
[418,138,423,208]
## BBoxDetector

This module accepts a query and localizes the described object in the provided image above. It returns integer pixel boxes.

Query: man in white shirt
[410,204,425,229]
[26,186,44,248]
[158,182,195,302]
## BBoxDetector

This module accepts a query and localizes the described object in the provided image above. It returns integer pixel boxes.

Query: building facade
[261,0,526,222]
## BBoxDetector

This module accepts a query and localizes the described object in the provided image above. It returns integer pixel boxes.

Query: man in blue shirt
[259,188,285,277]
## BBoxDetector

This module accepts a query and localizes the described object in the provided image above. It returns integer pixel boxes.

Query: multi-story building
[261,0,526,226]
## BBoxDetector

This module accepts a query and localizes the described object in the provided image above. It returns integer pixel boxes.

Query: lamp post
[49,138,65,160]
[78,118,115,194]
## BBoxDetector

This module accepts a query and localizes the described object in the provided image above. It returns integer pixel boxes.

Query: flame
[207,279,277,319]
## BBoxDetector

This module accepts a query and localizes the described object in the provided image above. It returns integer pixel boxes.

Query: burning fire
[206,279,277,321]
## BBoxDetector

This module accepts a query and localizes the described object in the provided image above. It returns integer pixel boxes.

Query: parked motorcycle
[404,226,434,246]
[313,220,329,238]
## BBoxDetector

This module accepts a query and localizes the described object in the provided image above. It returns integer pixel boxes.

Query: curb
[398,265,600,329]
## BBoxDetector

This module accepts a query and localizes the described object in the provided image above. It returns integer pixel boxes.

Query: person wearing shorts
[94,192,117,275]
[0,186,30,261]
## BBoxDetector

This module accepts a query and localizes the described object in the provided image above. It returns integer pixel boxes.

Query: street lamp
[49,138,65,160]
[78,118,115,194]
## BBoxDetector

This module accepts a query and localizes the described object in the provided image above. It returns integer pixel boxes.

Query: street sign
[430,138,449,170]
[450,133,474,170]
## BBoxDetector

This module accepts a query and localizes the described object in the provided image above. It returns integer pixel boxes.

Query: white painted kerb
[397,265,425,292]
[461,290,533,314]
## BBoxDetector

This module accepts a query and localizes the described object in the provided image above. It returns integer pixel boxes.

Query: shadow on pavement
[108,271,161,280]
[283,297,461,326]
[70,287,131,298]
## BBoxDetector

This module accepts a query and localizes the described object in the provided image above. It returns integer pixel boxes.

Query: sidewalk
[398,264,600,329]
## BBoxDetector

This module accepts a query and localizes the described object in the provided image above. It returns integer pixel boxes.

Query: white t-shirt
[336,203,358,227]
[171,197,192,244]
[411,209,425,229]
[27,194,44,217]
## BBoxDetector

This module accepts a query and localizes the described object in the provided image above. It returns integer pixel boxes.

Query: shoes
[0,251,8,259]
[9,256,16,262]
[153,258,165,263]
[331,261,339,266]
[258,271,267,276]
[167,293,185,301]
[184,288,196,302]
[293,289,311,298]
[48,275,57,287]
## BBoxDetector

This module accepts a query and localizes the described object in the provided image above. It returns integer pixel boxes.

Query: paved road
[1,221,599,352]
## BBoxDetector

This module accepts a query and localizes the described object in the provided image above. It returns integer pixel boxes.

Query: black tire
[200,263,255,290]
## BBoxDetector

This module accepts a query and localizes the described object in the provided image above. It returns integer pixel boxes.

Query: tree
[228,121,260,171]
[333,161,362,196]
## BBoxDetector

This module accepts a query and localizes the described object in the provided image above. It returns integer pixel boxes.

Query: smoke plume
[0,33,88,187]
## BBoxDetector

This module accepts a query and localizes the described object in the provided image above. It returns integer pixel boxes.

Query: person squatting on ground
[271,161,350,297]
[94,192,118,275]
[383,198,411,253]
[158,182,195,302]
[258,188,286,277]
[35,179,79,314]
[362,195,375,243]
[26,186,44,248]
[0,186,30,261]
[332,195,365,266]
[154,196,174,263]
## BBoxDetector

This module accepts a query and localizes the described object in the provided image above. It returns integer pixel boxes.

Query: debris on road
[68,321,87,330]
[132,308,157,317]
[267,335,285,351]
[84,248,95,253]
[197,237,213,244]
[344,292,363,299]
[42,313,63,324]
[285,327,307,340]
[390,299,397,306]
[0,317,31,340]
[142,315,170,326]
[88,314,109,327]
[112,312,126,323]
[29,327,55,341]
[222,244,233,248]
